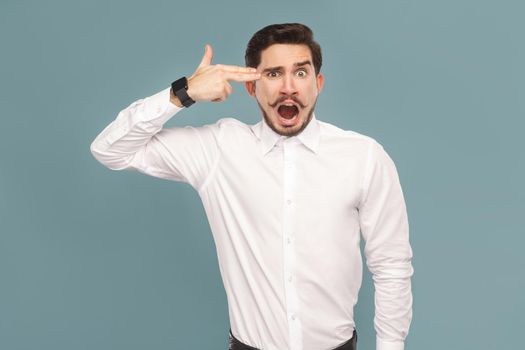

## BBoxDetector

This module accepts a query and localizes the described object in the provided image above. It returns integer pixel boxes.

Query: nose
[279,73,298,95]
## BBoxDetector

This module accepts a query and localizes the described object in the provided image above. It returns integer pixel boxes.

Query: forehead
[258,44,312,68]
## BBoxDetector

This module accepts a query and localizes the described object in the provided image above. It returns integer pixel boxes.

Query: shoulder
[179,117,250,137]
[318,119,375,143]
[159,117,250,145]
[317,119,382,153]
[182,117,256,148]
[211,117,254,138]
[319,120,399,170]
[215,117,249,128]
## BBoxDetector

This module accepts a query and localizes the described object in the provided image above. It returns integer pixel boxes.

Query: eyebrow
[261,60,313,74]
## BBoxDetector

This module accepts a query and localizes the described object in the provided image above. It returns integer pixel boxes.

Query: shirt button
[288,275,293,282]
[291,314,296,320]
[286,237,291,244]
[286,199,292,205]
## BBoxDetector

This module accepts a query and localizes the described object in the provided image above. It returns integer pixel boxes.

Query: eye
[266,71,281,78]
[295,69,308,78]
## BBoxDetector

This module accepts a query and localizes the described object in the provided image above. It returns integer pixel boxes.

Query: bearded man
[91,23,414,350]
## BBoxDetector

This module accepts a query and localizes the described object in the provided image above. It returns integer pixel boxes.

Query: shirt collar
[250,113,320,155]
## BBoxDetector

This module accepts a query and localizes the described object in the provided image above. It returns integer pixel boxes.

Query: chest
[215,142,365,218]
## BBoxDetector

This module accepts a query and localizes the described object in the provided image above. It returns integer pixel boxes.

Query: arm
[89,87,217,188]
[358,140,414,350]
[90,44,261,189]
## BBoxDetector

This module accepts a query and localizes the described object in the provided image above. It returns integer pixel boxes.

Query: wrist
[171,76,195,108]
[169,88,183,108]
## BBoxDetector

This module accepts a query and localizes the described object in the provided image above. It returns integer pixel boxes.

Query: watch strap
[171,77,195,108]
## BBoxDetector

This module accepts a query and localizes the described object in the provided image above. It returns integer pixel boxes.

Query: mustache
[269,95,306,108]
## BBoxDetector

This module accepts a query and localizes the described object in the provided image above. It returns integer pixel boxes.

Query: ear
[245,81,256,96]
[316,73,325,94]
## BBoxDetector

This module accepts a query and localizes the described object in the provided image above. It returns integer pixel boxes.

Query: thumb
[198,44,213,68]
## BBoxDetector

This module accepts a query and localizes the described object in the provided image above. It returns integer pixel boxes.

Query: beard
[256,98,318,137]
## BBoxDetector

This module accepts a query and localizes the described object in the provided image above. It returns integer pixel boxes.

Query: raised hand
[185,44,261,103]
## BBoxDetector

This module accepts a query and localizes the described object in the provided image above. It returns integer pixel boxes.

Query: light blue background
[1,0,523,349]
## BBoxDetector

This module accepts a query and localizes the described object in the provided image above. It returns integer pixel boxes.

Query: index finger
[225,72,261,82]
[220,64,258,74]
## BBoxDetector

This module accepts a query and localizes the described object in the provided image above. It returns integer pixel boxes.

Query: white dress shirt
[90,87,413,350]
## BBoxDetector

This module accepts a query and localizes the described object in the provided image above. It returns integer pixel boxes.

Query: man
[90,23,413,350]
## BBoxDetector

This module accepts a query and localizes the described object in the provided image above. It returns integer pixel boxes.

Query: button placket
[282,140,302,350]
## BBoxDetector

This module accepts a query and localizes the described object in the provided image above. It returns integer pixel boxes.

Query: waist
[228,328,358,350]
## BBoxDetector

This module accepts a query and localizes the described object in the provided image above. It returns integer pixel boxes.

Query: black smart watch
[171,76,195,108]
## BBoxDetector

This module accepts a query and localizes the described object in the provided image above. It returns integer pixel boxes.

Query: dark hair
[245,23,322,75]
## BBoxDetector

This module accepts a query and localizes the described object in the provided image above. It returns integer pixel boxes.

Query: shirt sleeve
[90,87,222,190]
[358,139,414,350]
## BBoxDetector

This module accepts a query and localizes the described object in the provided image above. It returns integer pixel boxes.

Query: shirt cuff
[142,86,183,124]
[377,337,405,350]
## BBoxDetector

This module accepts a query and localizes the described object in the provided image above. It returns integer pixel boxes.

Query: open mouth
[277,104,299,120]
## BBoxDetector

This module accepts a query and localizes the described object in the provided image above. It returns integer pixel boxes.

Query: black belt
[228,329,357,350]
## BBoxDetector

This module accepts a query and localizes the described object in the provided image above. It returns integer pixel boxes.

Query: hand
[186,44,261,103]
